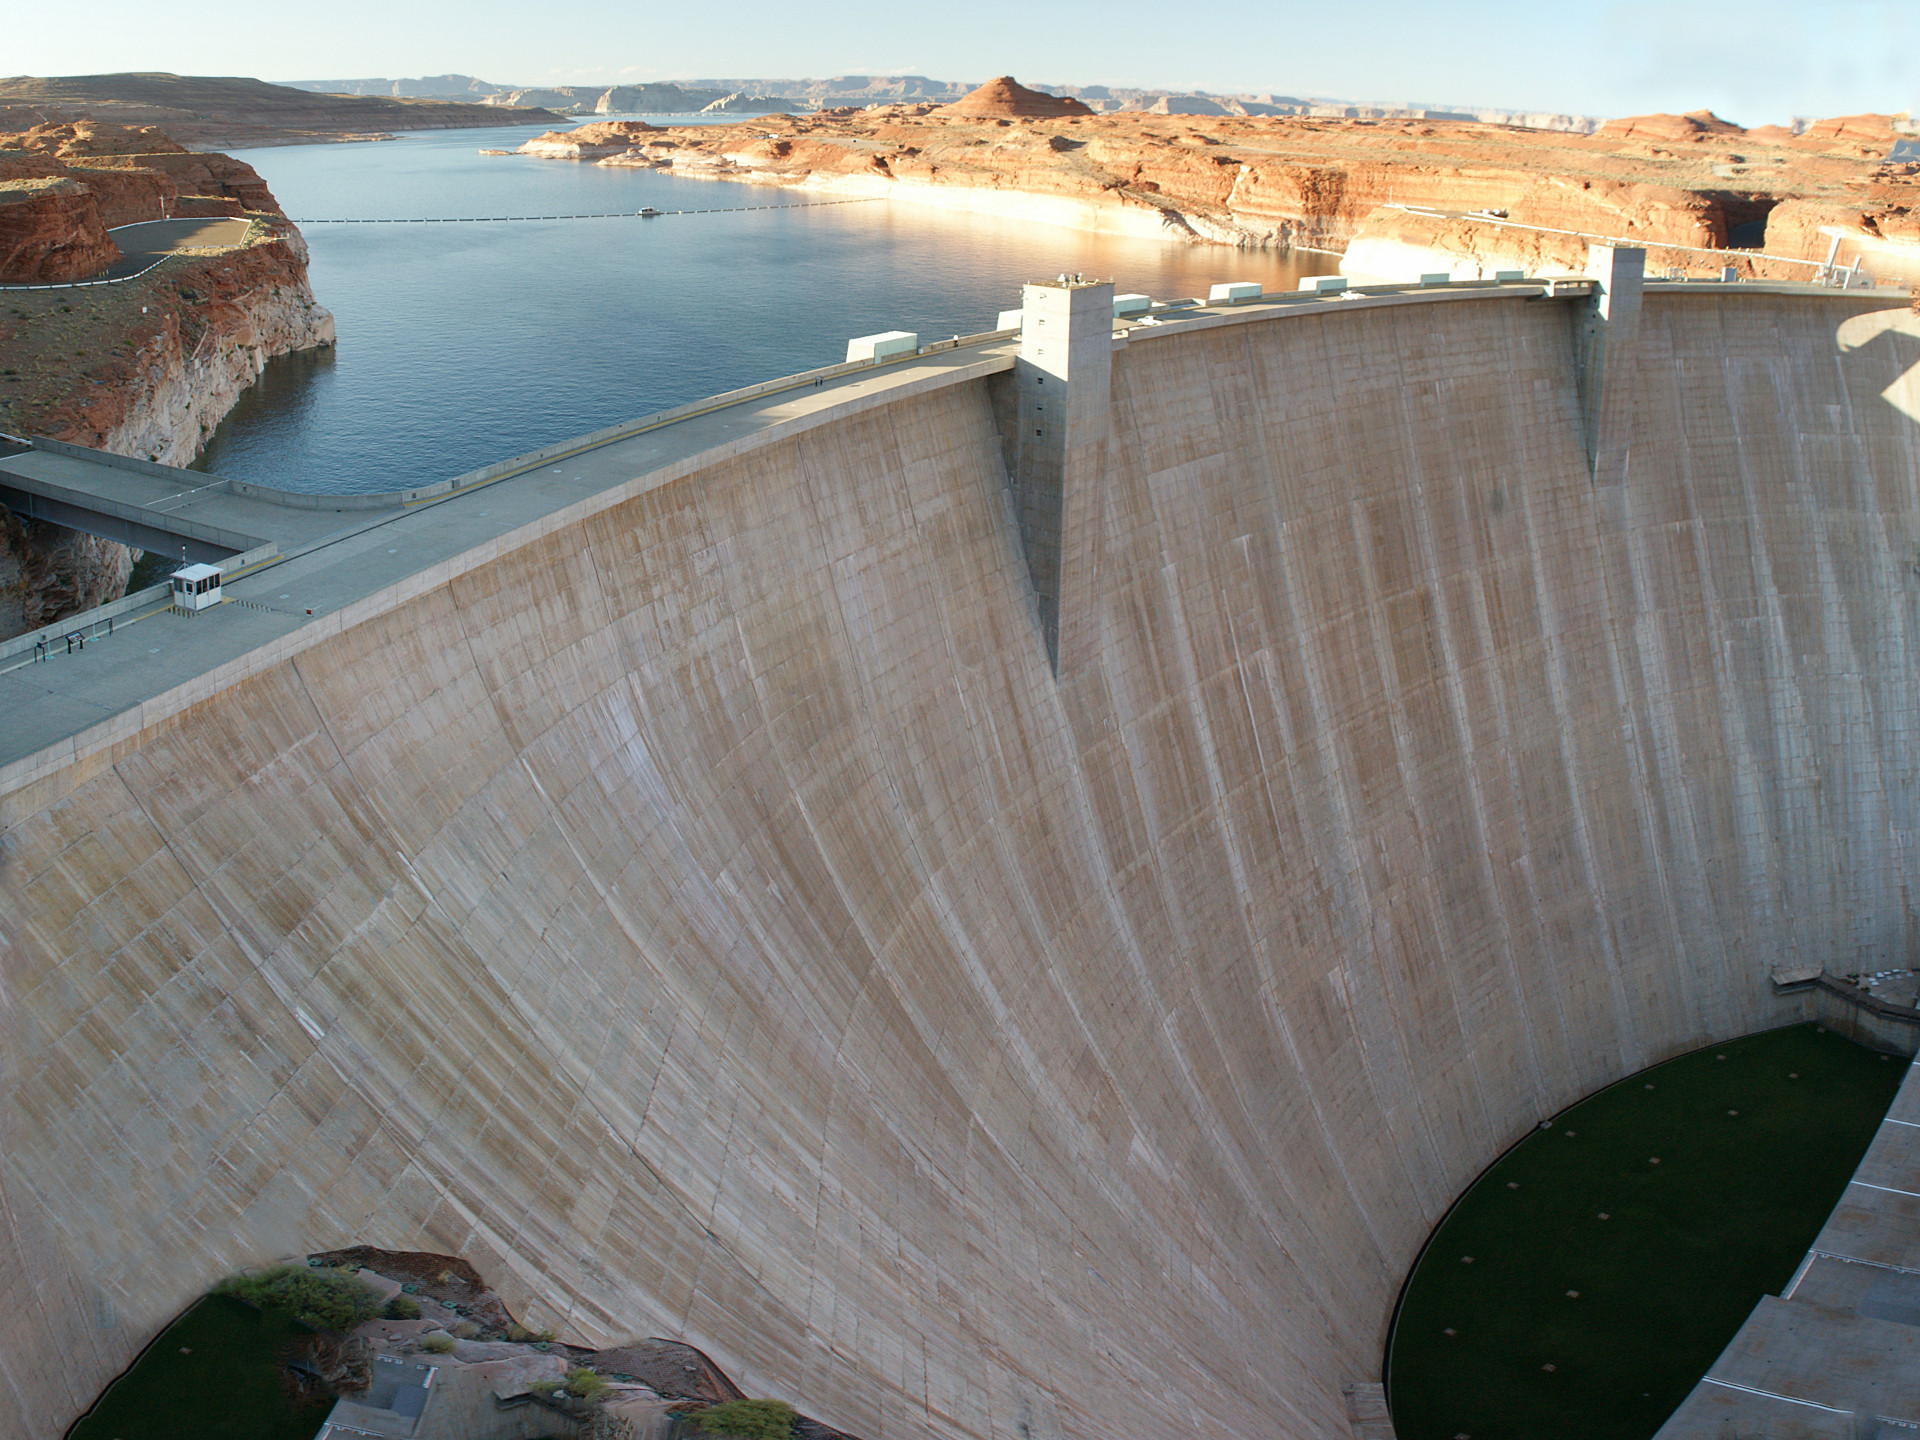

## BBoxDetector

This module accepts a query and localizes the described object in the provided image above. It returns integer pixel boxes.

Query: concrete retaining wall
[2,289,1917,1439]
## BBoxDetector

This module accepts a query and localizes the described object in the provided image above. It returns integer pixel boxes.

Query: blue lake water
[199,121,1337,494]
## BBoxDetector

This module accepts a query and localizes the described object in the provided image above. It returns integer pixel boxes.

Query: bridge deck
[0,337,1016,783]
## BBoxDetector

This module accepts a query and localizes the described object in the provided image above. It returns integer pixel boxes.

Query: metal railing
[1388,204,1831,268]
[0,219,261,292]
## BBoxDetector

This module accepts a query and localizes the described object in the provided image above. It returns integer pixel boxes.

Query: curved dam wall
[3,287,1919,1439]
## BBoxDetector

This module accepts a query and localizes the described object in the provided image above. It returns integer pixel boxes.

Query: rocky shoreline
[506,78,1920,282]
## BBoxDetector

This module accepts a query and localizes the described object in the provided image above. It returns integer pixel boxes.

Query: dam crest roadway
[5,258,1920,1440]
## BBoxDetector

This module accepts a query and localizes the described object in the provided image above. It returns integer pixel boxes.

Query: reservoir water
[198,121,1338,494]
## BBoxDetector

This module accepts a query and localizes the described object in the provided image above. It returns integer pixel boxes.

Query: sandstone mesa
[511,76,1920,282]
[0,72,563,149]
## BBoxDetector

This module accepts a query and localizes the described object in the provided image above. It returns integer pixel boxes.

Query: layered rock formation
[483,83,728,116]
[516,94,1919,276]
[30,236,338,465]
[0,507,133,639]
[0,120,281,281]
[1596,109,1747,143]
[0,73,561,149]
[700,92,806,115]
[517,120,658,160]
[935,76,1092,120]
[0,177,118,282]
[1338,205,1831,284]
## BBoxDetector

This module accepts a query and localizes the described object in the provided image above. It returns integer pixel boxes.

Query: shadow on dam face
[3,286,1920,1440]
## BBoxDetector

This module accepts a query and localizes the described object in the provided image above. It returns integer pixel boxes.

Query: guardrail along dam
[4,255,1920,1439]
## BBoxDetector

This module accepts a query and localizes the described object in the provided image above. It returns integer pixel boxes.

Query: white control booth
[170,562,224,613]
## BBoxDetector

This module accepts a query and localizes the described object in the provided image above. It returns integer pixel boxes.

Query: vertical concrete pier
[1577,244,1646,486]
[1011,279,1112,673]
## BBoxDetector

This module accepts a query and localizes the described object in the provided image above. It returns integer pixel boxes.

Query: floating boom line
[292,197,885,224]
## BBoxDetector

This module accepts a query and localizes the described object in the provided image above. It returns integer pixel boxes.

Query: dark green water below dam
[66,1295,332,1440]
[1387,1023,1905,1440]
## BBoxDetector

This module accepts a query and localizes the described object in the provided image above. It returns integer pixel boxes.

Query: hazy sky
[10,0,1916,127]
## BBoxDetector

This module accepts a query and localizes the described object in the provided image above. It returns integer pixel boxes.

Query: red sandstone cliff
[511,92,1920,280]
[0,121,280,235]
[0,178,120,282]
[0,122,333,639]
[0,507,133,637]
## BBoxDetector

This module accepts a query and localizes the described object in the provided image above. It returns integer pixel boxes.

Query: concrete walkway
[100,217,254,277]
[1656,1055,1920,1436]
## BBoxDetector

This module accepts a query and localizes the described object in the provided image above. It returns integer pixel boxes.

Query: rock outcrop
[481,83,726,115]
[0,121,282,232]
[1337,204,1830,284]
[40,236,337,465]
[513,101,1919,270]
[1596,109,1746,143]
[0,507,133,640]
[516,120,658,160]
[701,92,806,114]
[936,75,1092,120]
[0,178,119,282]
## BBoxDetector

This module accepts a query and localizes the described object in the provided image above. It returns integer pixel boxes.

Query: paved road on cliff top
[99,217,255,279]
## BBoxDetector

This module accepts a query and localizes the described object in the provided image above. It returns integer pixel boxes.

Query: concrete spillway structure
[4,272,1920,1440]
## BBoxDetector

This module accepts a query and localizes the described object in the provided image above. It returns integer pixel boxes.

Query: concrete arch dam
[3,274,1919,1440]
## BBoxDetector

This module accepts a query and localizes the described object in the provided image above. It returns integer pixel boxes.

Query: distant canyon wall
[614,138,1757,255]
[514,101,1916,285]
[3,289,1919,1440]
[542,125,1821,264]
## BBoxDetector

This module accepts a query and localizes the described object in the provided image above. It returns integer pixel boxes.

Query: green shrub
[564,1367,611,1402]
[419,1333,456,1354]
[383,1294,421,1320]
[693,1399,799,1440]
[451,1320,480,1339]
[213,1264,383,1331]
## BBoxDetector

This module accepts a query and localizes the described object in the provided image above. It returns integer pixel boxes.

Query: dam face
[3,284,1919,1439]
